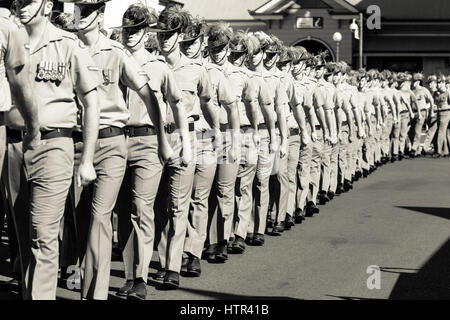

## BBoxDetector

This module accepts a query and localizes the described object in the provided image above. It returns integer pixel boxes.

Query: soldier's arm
[342,94,354,137]
[198,68,219,131]
[258,80,276,145]
[274,81,289,151]
[218,73,240,131]
[290,83,308,137]
[78,89,99,165]
[349,92,363,135]
[323,90,337,140]
[314,89,329,138]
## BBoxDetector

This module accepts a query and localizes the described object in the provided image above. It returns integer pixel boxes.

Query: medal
[51,63,58,82]
[57,62,65,82]
[37,61,45,80]
[44,61,51,81]
[102,69,111,85]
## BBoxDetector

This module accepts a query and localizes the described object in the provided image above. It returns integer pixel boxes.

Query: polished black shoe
[294,208,304,223]
[181,255,189,273]
[318,192,329,205]
[153,269,166,283]
[305,202,314,217]
[127,281,147,300]
[355,171,362,180]
[227,239,234,253]
[117,280,134,297]
[362,169,369,178]
[186,256,201,277]
[266,215,274,229]
[163,271,180,289]
[336,184,344,195]
[273,221,285,234]
[245,233,254,245]
[327,191,335,200]
[312,204,320,215]
[231,236,246,254]
[252,233,265,246]
[391,155,397,162]
[344,180,353,192]
[215,242,228,262]
[398,153,404,161]
[285,215,295,230]
[432,153,441,158]
[206,244,218,263]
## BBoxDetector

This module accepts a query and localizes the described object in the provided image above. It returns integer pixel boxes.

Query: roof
[181,0,267,20]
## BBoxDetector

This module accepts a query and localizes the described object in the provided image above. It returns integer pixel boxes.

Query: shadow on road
[176,287,301,300]
[386,237,450,300]
[325,295,383,300]
[396,206,449,220]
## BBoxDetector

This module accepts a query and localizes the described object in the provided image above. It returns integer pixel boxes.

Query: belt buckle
[166,123,175,134]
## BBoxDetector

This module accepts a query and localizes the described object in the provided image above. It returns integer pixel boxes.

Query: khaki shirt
[5,22,102,131]
[433,90,450,110]
[276,69,302,129]
[127,51,182,127]
[0,9,29,112]
[305,76,323,127]
[88,34,149,129]
[204,62,237,128]
[294,79,313,128]
[413,86,433,111]
[260,68,289,124]
[168,54,212,126]
[223,62,257,127]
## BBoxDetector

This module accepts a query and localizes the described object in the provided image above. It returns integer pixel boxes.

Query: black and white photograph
[0,0,449,309]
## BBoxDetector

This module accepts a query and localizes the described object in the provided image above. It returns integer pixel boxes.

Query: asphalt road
[1,157,449,300]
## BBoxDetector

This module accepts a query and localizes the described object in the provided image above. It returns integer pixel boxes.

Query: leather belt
[437,108,450,112]
[219,123,229,132]
[400,110,409,114]
[315,125,321,130]
[6,128,24,142]
[7,128,73,142]
[258,123,268,130]
[289,128,300,136]
[98,126,124,139]
[125,125,156,137]
[342,121,349,126]
[165,122,195,134]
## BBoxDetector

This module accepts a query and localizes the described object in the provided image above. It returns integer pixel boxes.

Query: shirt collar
[0,8,11,19]
[91,33,114,56]
[31,22,63,54]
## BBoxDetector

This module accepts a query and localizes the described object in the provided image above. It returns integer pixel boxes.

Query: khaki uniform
[411,86,432,152]
[208,62,255,247]
[80,34,151,300]
[117,51,182,283]
[6,21,102,300]
[158,54,211,273]
[434,89,450,155]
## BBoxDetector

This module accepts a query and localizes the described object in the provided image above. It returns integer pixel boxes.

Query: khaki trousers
[116,135,162,283]
[437,111,450,156]
[308,128,324,205]
[296,138,313,212]
[286,133,300,217]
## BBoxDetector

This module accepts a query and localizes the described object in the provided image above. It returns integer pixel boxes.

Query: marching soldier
[411,72,434,157]
[433,75,450,157]
[422,75,438,154]
[7,0,101,299]
[60,0,172,300]
[229,30,275,253]
[116,4,191,300]
[154,6,218,289]
[379,70,398,162]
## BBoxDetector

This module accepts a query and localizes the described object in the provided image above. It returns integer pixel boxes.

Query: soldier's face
[16,0,49,25]
[332,72,341,84]
[123,28,146,50]
[249,47,264,68]
[438,81,446,91]
[359,77,367,88]
[76,5,99,31]
[208,44,229,65]
[428,81,437,91]
[292,61,305,75]
[315,66,325,78]
[181,37,202,59]
[158,31,179,54]
[264,52,278,69]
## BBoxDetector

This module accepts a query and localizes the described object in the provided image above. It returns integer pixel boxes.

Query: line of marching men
[1,0,450,301]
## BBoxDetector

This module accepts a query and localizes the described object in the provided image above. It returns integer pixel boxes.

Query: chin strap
[21,0,45,25]
[126,31,146,49]
[211,46,229,65]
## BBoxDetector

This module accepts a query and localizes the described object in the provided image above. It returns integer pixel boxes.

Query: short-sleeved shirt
[413,86,432,111]
[204,62,237,128]
[276,69,302,129]
[88,34,149,129]
[223,62,257,126]
[294,79,313,128]
[0,9,29,112]
[5,21,102,131]
[317,78,337,112]
[337,84,352,123]
[245,70,272,125]
[261,68,289,124]
[433,90,450,110]
[127,51,182,127]
[168,54,212,126]
[304,76,323,127]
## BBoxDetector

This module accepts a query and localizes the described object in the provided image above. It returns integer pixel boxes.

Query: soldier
[0,0,41,294]
[154,6,218,289]
[422,75,438,154]
[178,20,239,269]
[6,0,101,299]
[116,4,191,300]
[229,30,275,254]
[411,72,434,157]
[268,43,309,234]
[245,31,287,246]
[291,49,320,221]
[389,72,403,162]
[60,0,172,300]
[433,75,450,157]
[379,70,398,163]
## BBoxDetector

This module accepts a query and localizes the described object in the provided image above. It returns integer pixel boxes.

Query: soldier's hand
[302,132,311,146]
[159,143,174,164]
[270,138,279,154]
[279,141,287,159]
[212,128,222,152]
[252,131,261,147]
[22,130,42,151]
[311,131,317,142]
[77,161,97,187]
[230,143,240,164]
[180,141,192,167]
